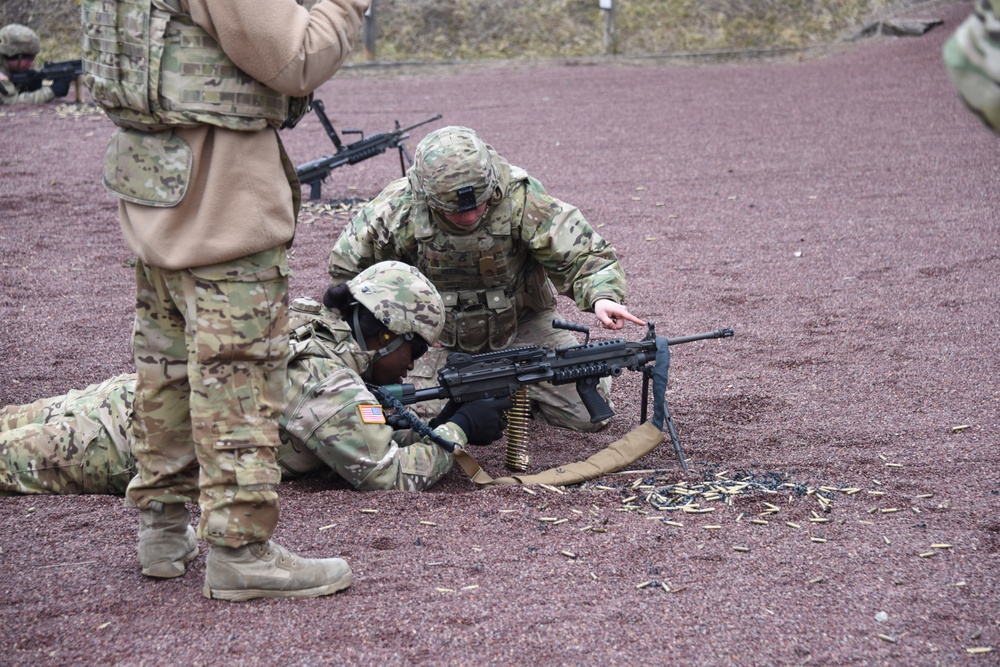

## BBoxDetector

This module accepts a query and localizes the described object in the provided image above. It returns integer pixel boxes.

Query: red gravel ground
[1,2,997,665]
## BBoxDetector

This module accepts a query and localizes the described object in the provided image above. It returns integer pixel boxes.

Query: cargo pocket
[102,128,192,207]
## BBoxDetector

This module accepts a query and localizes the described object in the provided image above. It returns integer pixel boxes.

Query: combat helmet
[347,260,445,353]
[409,126,500,213]
[0,24,41,58]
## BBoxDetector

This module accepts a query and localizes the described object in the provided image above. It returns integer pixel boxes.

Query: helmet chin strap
[350,302,405,382]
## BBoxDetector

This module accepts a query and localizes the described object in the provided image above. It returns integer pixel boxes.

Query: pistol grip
[576,377,614,423]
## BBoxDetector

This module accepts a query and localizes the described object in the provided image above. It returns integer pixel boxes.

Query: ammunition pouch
[440,289,516,352]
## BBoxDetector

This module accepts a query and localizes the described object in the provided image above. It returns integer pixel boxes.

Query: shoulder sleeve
[288,361,454,491]
[517,175,628,311]
[328,178,416,282]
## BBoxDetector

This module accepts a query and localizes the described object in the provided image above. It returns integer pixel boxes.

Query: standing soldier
[1,263,510,499]
[328,125,646,433]
[0,24,70,105]
[81,0,369,601]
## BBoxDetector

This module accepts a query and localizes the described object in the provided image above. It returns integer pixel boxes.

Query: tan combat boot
[203,540,353,602]
[138,501,199,579]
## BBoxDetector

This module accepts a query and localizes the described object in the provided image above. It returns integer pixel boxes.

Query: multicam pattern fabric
[408,126,499,212]
[0,25,55,105]
[0,375,135,495]
[281,302,458,491]
[0,24,40,57]
[128,246,289,547]
[102,128,192,206]
[944,0,1000,133]
[347,261,445,346]
[328,148,628,348]
[81,0,296,132]
[1,298,457,496]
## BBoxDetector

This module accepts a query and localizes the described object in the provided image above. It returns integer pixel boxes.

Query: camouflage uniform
[0,24,56,105]
[944,0,1000,134]
[1,304,459,496]
[82,0,367,548]
[0,375,135,495]
[328,126,630,432]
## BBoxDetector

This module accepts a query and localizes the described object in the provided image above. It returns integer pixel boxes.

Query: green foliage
[1,0,915,64]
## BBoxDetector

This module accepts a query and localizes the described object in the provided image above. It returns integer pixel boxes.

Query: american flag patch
[358,404,386,424]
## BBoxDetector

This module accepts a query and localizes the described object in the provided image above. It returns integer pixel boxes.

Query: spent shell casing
[664,520,684,527]
[811,537,828,543]
[750,519,769,525]
[561,550,577,559]
[703,525,722,530]
[636,581,652,589]
[732,546,750,552]
[785,522,801,529]
[552,519,569,526]
[930,543,953,549]
[360,508,378,514]
[880,508,899,514]
[918,551,936,558]
[965,647,994,654]
[461,584,480,590]
[877,634,897,644]
[915,493,933,499]
[436,588,455,593]
[419,520,437,526]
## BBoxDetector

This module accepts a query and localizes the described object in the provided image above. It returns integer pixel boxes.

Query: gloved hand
[49,78,71,98]
[448,397,514,446]
[428,399,460,429]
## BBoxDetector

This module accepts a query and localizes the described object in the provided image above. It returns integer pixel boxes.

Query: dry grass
[2,0,929,63]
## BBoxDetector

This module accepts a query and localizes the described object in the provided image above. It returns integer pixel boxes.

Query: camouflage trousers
[409,309,613,433]
[0,374,136,495]
[128,246,290,548]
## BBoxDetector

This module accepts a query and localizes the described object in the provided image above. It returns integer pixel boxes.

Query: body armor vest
[82,0,309,132]
[411,174,557,352]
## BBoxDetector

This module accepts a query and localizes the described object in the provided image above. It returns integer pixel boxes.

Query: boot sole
[202,570,353,602]
[141,544,200,579]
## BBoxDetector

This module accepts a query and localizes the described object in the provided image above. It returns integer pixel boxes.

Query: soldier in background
[0,24,70,105]
[0,264,509,497]
[82,0,369,601]
[943,0,1000,133]
[328,125,646,433]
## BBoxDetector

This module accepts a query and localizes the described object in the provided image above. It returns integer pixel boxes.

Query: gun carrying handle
[577,377,614,424]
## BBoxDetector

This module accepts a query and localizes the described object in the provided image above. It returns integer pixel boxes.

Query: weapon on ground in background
[372,320,734,471]
[295,99,442,201]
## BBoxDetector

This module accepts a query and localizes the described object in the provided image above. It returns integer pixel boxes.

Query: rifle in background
[9,59,82,99]
[295,99,442,200]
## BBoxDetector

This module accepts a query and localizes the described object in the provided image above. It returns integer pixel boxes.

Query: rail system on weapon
[294,99,442,200]
[373,320,734,471]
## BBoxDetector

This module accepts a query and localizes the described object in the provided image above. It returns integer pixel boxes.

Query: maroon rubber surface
[1,3,997,664]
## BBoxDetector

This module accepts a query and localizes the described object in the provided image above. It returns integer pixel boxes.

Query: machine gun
[295,99,442,200]
[372,320,733,471]
[8,59,82,96]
